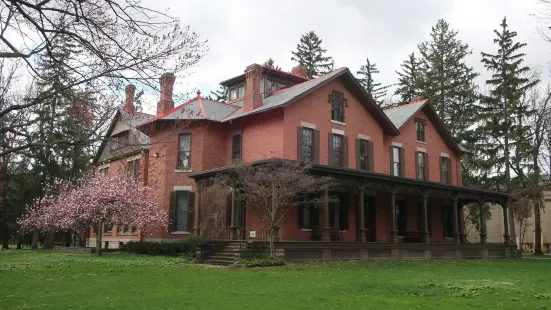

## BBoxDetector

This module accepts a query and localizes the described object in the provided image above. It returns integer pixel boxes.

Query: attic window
[415,118,426,142]
[329,91,346,123]
[229,84,245,101]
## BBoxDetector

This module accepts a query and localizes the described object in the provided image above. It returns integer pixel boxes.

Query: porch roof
[188,159,508,203]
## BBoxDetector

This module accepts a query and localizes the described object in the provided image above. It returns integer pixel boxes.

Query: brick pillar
[230,189,238,240]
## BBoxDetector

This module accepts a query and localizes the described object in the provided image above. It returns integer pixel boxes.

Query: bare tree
[214,159,334,257]
[0,0,208,156]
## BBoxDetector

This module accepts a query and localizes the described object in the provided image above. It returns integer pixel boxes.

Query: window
[329,193,348,230]
[298,195,319,229]
[99,167,109,176]
[117,225,137,235]
[443,205,454,238]
[177,134,191,170]
[392,147,401,176]
[103,224,113,235]
[175,191,190,232]
[359,139,369,170]
[228,84,245,101]
[416,152,425,180]
[265,79,277,94]
[441,157,450,184]
[332,134,344,167]
[415,118,426,142]
[127,159,140,180]
[302,128,314,163]
[395,200,406,237]
[232,134,242,161]
[329,91,346,122]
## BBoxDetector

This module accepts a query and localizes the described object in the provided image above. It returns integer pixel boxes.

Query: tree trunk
[43,231,55,249]
[31,230,39,250]
[16,233,22,249]
[268,225,275,258]
[534,200,543,255]
[95,225,102,256]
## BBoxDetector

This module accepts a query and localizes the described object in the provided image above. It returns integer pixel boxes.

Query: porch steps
[201,242,270,266]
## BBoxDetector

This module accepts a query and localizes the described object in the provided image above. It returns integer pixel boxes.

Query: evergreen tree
[291,31,334,78]
[394,52,422,104]
[263,58,280,70]
[477,17,539,186]
[356,56,391,106]
[417,19,479,143]
[477,17,539,244]
[210,86,227,102]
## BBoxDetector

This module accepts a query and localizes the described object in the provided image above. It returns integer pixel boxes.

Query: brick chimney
[124,84,136,113]
[291,65,308,78]
[243,64,263,112]
[157,72,176,116]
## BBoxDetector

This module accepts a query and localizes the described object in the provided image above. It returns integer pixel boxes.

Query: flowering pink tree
[19,174,167,255]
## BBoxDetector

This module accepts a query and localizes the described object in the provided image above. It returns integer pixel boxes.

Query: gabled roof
[222,68,400,135]
[93,108,155,164]
[383,99,464,154]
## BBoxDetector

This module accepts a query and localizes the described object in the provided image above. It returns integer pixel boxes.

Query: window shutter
[340,195,349,230]
[297,199,304,228]
[415,152,420,180]
[439,156,444,183]
[313,130,320,164]
[187,192,195,232]
[169,192,176,232]
[446,158,453,184]
[328,133,333,166]
[342,136,349,168]
[367,141,374,172]
[389,145,394,175]
[424,153,429,181]
[399,147,405,177]
[226,194,231,227]
[355,139,361,169]
[311,206,320,227]
[297,127,303,162]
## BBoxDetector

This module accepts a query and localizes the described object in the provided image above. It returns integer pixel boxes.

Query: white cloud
[140,0,549,113]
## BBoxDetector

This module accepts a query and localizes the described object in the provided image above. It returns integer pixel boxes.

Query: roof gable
[384,100,463,154]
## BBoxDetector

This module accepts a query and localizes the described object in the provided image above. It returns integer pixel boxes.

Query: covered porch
[191,162,514,260]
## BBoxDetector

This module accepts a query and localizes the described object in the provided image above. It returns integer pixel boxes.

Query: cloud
[140,0,548,113]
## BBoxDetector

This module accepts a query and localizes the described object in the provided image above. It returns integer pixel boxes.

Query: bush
[236,257,285,268]
[121,238,202,256]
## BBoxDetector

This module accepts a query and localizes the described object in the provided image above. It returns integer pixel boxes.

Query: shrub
[121,238,202,256]
[236,257,285,268]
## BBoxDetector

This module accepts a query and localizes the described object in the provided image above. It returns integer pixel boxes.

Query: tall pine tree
[356,57,391,106]
[477,17,539,245]
[291,31,334,78]
[210,86,227,102]
[418,19,479,142]
[394,52,422,104]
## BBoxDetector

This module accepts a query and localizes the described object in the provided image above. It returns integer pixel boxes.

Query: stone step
[209,253,239,260]
[203,259,235,266]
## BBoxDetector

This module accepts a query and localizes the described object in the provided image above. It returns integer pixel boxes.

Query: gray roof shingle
[383,100,427,129]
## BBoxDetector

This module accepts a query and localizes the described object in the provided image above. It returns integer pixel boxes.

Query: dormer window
[229,84,245,101]
[266,79,277,94]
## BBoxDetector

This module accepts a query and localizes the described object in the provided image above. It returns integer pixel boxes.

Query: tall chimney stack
[124,84,136,113]
[157,72,176,116]
[243,64,262,112]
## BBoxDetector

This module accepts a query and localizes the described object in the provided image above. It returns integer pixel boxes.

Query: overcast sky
[140,0,549,110]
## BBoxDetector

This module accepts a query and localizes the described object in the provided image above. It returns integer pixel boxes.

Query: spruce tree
[356,57,391,106]
[477,17,539,245]
[210,86,227,102]
[263,58,280,70]
[417,19,479,143]
[394,52,422,104]
[291,31,334,78]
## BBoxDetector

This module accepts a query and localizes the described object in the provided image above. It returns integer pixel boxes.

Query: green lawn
[1,250,550,309]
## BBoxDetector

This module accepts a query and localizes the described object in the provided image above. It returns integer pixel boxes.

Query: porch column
[502,203,511,244]
[230,189,238,240]
[421,193,430,244]
[322,188,331,242]
[193,182,202,236]
[452,197,460,244]
[478,200,487,244]
[389,188,398,243]
[358,189,366,243]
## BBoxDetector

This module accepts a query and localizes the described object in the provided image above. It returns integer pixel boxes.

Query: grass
[1,250,551,309]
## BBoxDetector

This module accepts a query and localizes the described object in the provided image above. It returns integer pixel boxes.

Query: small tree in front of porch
[215,159,333,257]
[19,174,167,255]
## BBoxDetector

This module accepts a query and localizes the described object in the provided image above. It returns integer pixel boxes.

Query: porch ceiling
[188,159,508,204]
